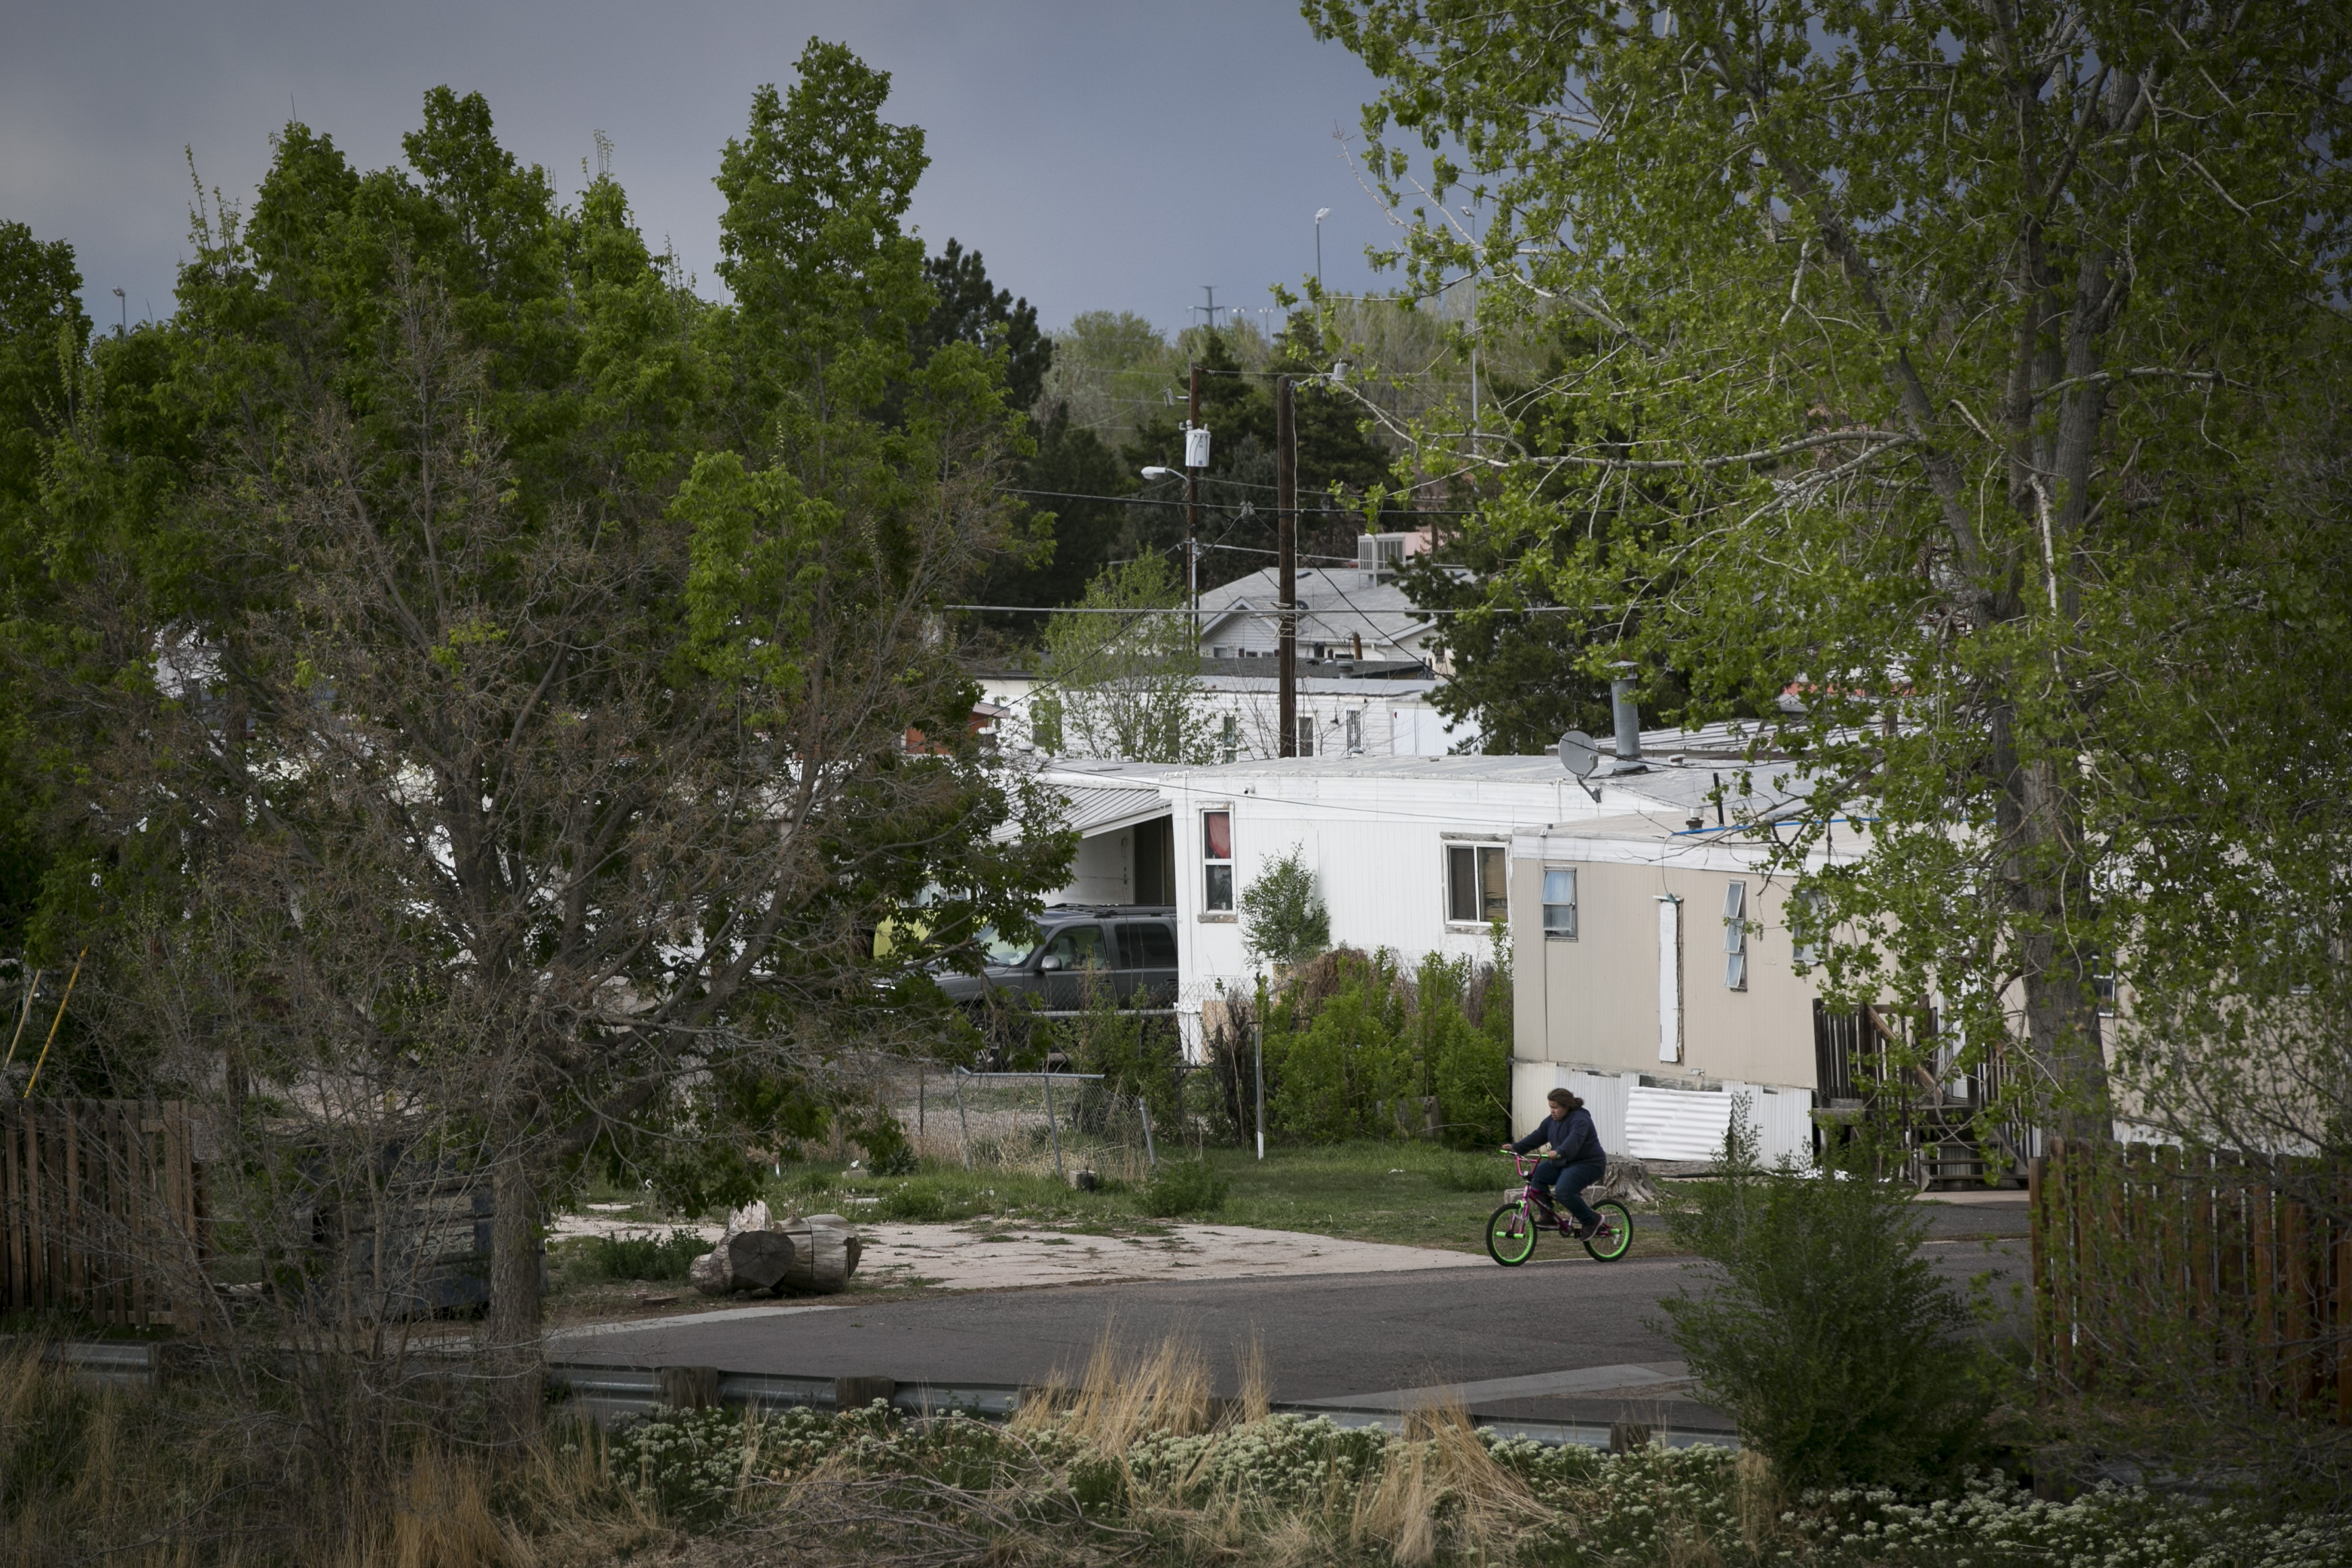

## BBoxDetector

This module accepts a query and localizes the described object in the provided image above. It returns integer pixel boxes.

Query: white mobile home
[1507,781,1861,1167]
[1018,740,1780,1057]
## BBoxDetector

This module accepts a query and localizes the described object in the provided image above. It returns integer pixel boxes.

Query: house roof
[1196,567,1436,651]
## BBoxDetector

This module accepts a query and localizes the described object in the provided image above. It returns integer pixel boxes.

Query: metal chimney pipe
[1610,669,1643,769]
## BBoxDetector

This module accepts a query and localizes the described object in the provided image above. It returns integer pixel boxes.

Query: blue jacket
[1513,1109,1604,1167]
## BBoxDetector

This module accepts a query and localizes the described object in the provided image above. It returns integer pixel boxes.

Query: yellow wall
[1511,846,1824,1092]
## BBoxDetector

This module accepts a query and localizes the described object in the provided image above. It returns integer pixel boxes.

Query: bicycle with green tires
[1485,1148,1634,1264]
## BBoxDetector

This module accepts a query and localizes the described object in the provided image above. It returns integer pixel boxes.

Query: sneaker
[1575,1220,1603,1241]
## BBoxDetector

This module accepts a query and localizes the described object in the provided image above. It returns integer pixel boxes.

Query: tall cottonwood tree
[1311,0,2352,1144]
[18,42,1067,1448]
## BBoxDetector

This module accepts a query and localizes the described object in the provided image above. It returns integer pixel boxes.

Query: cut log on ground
[689,1215,864,1296]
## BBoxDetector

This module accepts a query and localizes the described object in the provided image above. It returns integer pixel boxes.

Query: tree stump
[1591,1157,1661,1206]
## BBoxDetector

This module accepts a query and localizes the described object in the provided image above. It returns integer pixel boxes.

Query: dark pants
[1532,1159,1605,1228]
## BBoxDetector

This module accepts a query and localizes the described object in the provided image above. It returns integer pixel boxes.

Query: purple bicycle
[1485,1148,1634,1264]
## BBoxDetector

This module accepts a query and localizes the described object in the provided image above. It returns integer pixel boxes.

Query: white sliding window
[1656,894,1683,1063]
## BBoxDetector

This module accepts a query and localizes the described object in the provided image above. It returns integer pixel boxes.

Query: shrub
[1059,979,1182,1123]
[1141,1159,1229,1217]
[1422,955,1511,1146]
[1655,1114,1993,1488]
[876,1179,948,1222]
[1240,843,1330,968]
[1245,946,1512,1148]
[579,1228,711,1284]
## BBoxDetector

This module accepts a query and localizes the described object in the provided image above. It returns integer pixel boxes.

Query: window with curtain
[1542,867,1576,938]
[1202,810,1233,911]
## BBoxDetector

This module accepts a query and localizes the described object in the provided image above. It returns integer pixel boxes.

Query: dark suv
[934,905,1180,1012]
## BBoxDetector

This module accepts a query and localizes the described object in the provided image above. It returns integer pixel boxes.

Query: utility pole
[1276,376,1297,757]
[1192,285,1224,334]
[1186,361,1202,655]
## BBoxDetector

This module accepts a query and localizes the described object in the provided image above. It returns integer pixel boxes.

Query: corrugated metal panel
[1622,1083,1813,1165]
[1055,786,1170,837]
[1623,1086,1732,1161]
[997,784,1168,844]
[1564,1069,1633,1156]
[1722,1082,1816,1166]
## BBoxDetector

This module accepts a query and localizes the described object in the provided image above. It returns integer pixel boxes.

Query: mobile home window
[1218,715,1237,764]
[1791,888,1824,967]
[1447,844,1507,924]
[1294,715,1316,757]
[1202,810,1234,911]
[1723,880,1749,990]
[1345,709,1362,754]
[1541,868,1577,938]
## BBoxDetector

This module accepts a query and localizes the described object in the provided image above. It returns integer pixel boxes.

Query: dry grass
[0,1330,1795,1568]
[1001,1326,1548,1567]
[0,1344,668,1568]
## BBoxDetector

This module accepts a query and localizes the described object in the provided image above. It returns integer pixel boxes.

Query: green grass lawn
[561,1141,1626,1256]
[1198,1141,1524,1253]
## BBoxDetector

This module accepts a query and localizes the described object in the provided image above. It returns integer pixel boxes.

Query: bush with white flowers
[597,1399,2347,1567]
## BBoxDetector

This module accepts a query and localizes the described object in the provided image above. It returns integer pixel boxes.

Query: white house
[1012,723,1805,1058]
[1193,533,1445,667]
[972,532,1484,762]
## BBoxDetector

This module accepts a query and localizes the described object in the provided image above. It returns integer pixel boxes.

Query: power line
[1001,485,1481,517]
[945,602,1582,617]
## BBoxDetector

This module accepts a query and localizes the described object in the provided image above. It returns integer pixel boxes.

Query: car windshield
[977,926,1036,966]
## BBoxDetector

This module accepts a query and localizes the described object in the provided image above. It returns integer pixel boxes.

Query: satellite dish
[1557,730,1600,780]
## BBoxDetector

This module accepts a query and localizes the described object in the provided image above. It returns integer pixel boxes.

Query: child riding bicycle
[1506,1087,1607,1240]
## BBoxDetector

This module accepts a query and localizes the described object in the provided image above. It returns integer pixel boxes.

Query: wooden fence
[2031,1138,2350,1424]
[0,1099,209,1328]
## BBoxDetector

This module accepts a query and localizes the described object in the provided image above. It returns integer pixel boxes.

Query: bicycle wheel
[1485,1200,1538,1266]
[1581,1200,1634,1261]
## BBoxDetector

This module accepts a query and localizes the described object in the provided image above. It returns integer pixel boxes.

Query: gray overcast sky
[2,1,1406,337]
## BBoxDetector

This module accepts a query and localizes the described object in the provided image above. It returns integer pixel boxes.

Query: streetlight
[1313,208,1332,295]
[1141,403,1211,653]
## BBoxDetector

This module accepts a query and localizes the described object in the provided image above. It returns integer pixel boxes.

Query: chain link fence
[874,1061,1166,1185]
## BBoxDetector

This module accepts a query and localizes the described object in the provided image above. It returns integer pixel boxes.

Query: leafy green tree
[968,401,1131,628]
[0,223,89,953]
[918,238,1050,413]
[1126,325,1397,590]
[1036,555,1212,761]
[1240,842,1332,969]
[1311,0,2352,1144]
[6,42,1071,1448]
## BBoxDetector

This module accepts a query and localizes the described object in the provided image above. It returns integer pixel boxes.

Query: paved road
[554,1235,2026,1432]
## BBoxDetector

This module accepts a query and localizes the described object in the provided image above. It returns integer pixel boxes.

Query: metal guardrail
[541,1362,1736,1450]
[2,1339,1738,1450]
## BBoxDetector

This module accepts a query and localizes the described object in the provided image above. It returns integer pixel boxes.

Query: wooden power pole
[1276,376,1297,757]
[1186,361,1202,655]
